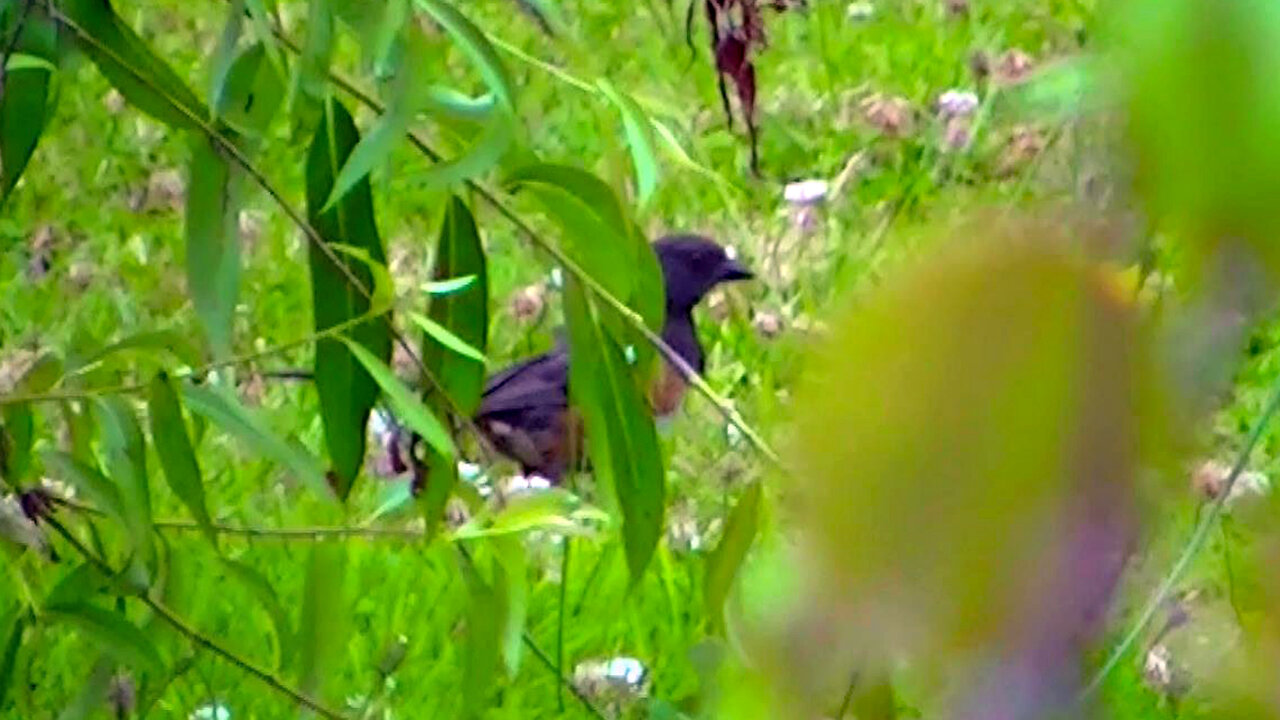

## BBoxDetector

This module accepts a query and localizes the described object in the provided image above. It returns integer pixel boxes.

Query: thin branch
[0,304,391,407]
[44,516,350,720]
[55,496,422,540]
[1078,373,1280,700]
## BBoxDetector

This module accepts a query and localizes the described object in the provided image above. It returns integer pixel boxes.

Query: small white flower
[846,2,874,21]
[623,345,637,364]
[457,461,483,482]
[724,244,738,261]
[936,89,980,119]
[502,474,552,496]
[548,267,564,290]
[725,422,744,448]
[783,179,829,206]
[189,703,231,720]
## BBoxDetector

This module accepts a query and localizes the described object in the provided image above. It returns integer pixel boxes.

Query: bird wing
[477,347,570,417]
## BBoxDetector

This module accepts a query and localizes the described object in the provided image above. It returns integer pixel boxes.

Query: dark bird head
[653,234,754,314]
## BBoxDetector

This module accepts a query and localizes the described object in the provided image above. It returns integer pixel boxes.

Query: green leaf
[291,0,334,115]
[507,163,664,381]
[208,0,245,113]
[703,481,762,635]
[491,536,527,676]
[180,382,331,499]
[1,353,61,486]
[222,558,292,670]
[69,330,204,376]
[414,0,515,110]
[185,134,242,359]
[244,0,287,76]
[94,397,155,581]
[415,109,516,190]
[421,275,476,295]
[459,552,502,715]
[418,196,488,535]
[451,489,608,539]
[215,42,287,136]
[55,656,114,720]
[506,162,663,338]
[424,85,497,120]
[59,0,208,130]
[47,604,164,675]
[338,337,455,459]
[0,65,52,205]
[320,102,413,212]
[409,312,485,363]
[42,452,126,529]
[0,606,25,710]
[147,374,214,546]
[564,279,665,584]
[597,79,661,207]
[45,562,113,610]
[305,98,392,499]
[296,541,346,697]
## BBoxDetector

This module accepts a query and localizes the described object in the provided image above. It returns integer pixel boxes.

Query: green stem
[1079,373,1280,700]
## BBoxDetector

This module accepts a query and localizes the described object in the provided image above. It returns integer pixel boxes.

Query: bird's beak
[718,258,754,282]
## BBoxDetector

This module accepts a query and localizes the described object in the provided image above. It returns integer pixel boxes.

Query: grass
[6,0,1279,717]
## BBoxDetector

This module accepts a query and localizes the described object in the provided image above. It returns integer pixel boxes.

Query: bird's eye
[724,245,738,261]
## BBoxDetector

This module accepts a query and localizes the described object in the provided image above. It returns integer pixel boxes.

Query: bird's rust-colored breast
[649,360,689,421]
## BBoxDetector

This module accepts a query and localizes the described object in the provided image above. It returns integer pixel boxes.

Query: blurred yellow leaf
[789,222,1180,674]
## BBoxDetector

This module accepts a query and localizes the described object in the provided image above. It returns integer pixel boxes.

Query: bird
[474,234,754,482]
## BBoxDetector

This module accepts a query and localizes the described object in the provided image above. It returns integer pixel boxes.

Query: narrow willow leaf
[0,65,51,204]
[459,553,502,714]
[492,536,528,676]
[55,656,114,720]
[419,195,488,536]
[421,275,476,295]
[416,109,516,190]
[339,337,455,459]
[565,280,665,584]
[320,102,414,212]
[244,0,286,75]
[148,374,214,546]
[424,86,496,120]
[408,312,485,363]
[186,135,242,359]
[305,98,391,499]
[215,42,286,136]
[222,558,292,670]
[45,562,113,610]
[371,0,411,75]
[597,79,661,206]
[94,397,156,580]
[450,489,607,539]
[1,353,61,486]
[59,0,207,129]
[414,0,515,110]
[297,541,346,697]
[47,604,164,675]
[69,330,203,376]
[0,606,25,710]
[180,382,330,498]
[321,23,434,210]
[292,0,334,111]
[208,0,245,113]
[41,453,126,531]
[507,162,664,356]
[704,481,762,635]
